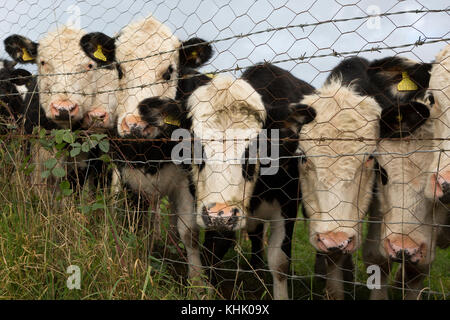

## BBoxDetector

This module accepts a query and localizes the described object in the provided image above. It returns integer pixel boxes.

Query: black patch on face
[162,65,174,81]
[375,160,389,186]
[242,142,257,181]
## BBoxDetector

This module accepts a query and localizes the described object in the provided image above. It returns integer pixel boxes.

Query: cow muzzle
[384,235,426,264]
[120,114,154,136]
[50,100,79,120]
[201,203,242,230]
[83,107,109,129]
[316,231,355,253]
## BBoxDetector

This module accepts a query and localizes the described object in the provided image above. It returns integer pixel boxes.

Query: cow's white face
[37,27,101,128]
[188,76,266,231]
[299,81,381,254]
[376,102,439,266]
[115,17,180,136]
[424,44,450,205]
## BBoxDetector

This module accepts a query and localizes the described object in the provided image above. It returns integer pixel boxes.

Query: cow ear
[80,32,116,64]
[138,97,185,128]
[4,35,38,64]
[286,103,316,132]
[10,69,32,86]
[179,38,213,68]
[368,57,431,94]
[380,101,430,138]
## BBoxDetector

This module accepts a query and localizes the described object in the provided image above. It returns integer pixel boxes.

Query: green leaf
[99,139,110,153]
[81,142,90,153]
[54,130,64,144]
[63,131,75,144]
[41,170,51,179]
[44,158,57,169]
[70,147,81,157]
[52,167,66,178]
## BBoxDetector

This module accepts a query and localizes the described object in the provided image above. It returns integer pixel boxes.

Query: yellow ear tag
[164,115,180,127]
[190,50,198,59]
[396,113,403,122]
[205,73,215,79]
[397,71,418,91]
[93,44,107,62]
[22,48,34,61]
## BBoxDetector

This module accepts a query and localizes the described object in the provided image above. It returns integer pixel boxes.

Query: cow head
[368,56,439,265]
[0,60,33,122]
[187,75,266,231]
[4,28,120,130]
[83,16,212,138]
[297,80,381,254]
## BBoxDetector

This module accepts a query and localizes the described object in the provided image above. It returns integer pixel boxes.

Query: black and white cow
[138,63,316,299]
[4,27,123,192]
[80,15,214,285]
[0,59,33,129]
[287,56,434,299]
[362,52,449,299]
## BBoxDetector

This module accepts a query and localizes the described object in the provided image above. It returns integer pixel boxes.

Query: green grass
[0,137,448,300]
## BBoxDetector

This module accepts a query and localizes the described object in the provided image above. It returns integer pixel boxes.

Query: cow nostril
[217,210,224,217]
[231,208,239,216]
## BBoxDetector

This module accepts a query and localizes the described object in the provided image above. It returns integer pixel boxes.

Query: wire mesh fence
[0,0,448,300]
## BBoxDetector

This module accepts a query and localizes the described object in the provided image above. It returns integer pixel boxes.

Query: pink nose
[316,232,355,253]
[50,100,79,119]
[120,115,152,136]
[84,108,109,128]
[384,235,425,264]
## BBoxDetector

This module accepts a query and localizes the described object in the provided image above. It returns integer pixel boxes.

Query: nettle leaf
[99,139,110,153]
[59,181,73,196]
[44,158,57,169]
[70,148,81,157]
[63,131,75,144]
[81,142,90,153]
[52,167,66,178]
[91,134,107,141]
[54,130,65,144]
[41,170,51,179]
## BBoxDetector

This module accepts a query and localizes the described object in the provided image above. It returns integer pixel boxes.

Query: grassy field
[0,137,448,300]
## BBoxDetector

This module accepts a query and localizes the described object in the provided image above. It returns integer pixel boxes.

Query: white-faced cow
[356,55,450,300]
[289,56,433,299]
[142,63,316,300]
[81,15,214,285]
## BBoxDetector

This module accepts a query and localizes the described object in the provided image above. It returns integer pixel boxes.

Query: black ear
[4,35,38,64]
[80,32,116,65]
[380,101,430,138]
[10,69,32,86]
[368,57,431,96]
[179,38,213,68]
[138,97,186,128]
[286,103,316,132]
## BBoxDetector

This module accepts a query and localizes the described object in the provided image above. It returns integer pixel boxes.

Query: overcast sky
[0,0,448,87]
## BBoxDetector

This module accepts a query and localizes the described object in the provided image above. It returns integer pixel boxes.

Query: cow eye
[40,61,45,66]
[88,63,94,69]
[162,65,174,81]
